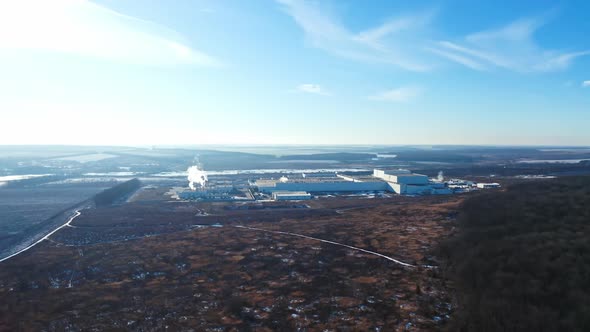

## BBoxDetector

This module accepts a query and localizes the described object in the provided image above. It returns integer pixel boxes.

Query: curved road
[234,225,415,268]
[0,210,81,263]
[1,213,417,268]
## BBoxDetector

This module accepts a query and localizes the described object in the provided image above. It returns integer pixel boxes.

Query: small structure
[476,183,501,189]
[272,191,312,201]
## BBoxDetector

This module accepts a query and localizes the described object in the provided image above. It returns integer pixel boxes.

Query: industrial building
[476,182,501,189]
[373,169,429,184]
[178,189,236,201]
[446,179,475,189]
[254,169,452,198]
[175,178,254,201]
[255,176,389,193]
[371,169,448,195]
[272,191,312,201]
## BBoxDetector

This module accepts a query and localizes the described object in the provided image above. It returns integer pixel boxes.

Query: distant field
[0,183,113,239]
[516,158,590,164]
[51,153,118,163]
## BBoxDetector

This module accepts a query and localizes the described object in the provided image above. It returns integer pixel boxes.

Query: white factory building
[372,169,451,195]
[272,191,312,201]
[254,169,451,198]
[255,177,389,193]
[476,182,501,189]
[373,169,428,195]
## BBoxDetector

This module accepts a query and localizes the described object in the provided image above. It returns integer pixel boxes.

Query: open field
[0,183,114,243]
[0,195,461,331]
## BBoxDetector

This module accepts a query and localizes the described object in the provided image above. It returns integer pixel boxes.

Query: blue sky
[0,0,589,146]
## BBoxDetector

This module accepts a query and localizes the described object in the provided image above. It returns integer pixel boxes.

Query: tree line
[439,176,590,332]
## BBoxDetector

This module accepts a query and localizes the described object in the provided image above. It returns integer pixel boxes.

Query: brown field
[0,194,463,331]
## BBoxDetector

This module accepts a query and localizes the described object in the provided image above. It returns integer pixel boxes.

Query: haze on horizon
[1,0,589,146]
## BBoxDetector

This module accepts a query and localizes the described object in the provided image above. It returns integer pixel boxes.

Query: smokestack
[187,165,208,190]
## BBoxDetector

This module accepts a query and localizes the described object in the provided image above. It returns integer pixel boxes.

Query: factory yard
[0,192,461,331]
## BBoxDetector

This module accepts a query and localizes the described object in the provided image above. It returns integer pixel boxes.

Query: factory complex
[173,166,501,202]
[254,169,452,197]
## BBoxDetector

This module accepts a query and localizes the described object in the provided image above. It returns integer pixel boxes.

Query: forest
[440,176,590,332]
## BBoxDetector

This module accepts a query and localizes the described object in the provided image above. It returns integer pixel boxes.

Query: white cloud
[0,0,220,66]
[429,16,590,72]
[583,81,590,87]
[277,2,587,73]
[426,46,488,71]
[296,84,330,95]
[276,0,435,71]
[369,86,421,102]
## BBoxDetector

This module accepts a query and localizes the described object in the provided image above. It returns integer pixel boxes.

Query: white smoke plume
[437,171,444,182]
[301,173,306,178]
[279,176,289,183]
[187,165,208,190]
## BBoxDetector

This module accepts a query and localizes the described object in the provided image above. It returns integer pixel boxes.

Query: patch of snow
[0,174,53,182]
